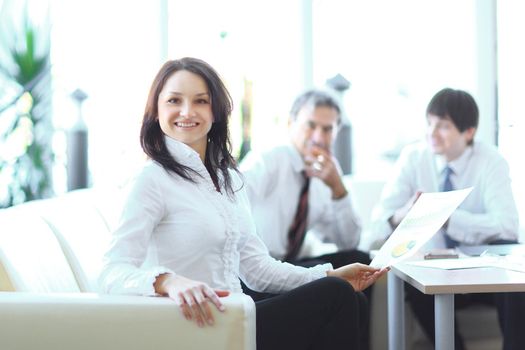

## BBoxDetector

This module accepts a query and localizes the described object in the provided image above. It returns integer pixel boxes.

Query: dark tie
[284,172,310,262]
[442,166,459,248]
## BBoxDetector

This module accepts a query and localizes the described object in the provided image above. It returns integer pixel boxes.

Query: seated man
[240,89,372,349]
[241,89,368,267]
[371,87,524,350]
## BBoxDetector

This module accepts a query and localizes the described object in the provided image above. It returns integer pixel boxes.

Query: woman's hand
[154,273,229,327]
[327,263,389,291]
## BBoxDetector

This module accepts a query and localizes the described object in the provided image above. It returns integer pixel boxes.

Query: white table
[388,260,525,350]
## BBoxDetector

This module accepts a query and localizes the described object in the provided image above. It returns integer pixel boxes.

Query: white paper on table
[406,255,525,273]
[370,187,473,268]
[406,256,494,270]
[491,255,525,273]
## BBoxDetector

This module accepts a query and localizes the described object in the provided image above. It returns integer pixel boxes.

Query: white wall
[46,0,524,231]
[50,0,166,191]
[497,1,525,238]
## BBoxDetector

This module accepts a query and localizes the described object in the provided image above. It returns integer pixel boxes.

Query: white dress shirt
[370,141,519,248]
[99,137,331,296]
[240,142,361,260]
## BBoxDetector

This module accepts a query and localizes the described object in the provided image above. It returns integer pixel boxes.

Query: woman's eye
[168,98,180,104]
[196,99,209,104]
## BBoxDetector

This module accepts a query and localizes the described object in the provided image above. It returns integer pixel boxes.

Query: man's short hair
[290,89,341,123]
[426,88,479,132]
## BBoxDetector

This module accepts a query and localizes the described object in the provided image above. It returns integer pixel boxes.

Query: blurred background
[0,0,523,223]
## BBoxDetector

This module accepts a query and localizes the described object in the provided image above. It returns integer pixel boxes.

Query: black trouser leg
[494,292,525,350]
[356,290,370,350]
[296,249,372,350]
[487,240,525,350]
[240,279,276,302]
[256,276,361,350]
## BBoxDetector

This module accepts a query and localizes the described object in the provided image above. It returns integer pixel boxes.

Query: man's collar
[286,142,306,173]
[435,145,473,175]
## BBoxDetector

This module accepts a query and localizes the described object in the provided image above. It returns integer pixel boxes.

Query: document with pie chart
[371,187,473,268]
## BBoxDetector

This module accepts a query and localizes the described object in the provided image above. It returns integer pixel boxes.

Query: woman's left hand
[327,263,389,291]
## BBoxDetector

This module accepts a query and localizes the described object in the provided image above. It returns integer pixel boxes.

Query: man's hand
[389,191,423,229]
[304,145,347,199]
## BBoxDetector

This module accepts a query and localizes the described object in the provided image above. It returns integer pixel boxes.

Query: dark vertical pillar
[327,73,352,175]
[67,126,88,191]
[67,89,89,191]
[334,122,352,175]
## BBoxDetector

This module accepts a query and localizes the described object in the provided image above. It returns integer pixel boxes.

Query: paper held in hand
[370,187,473,268]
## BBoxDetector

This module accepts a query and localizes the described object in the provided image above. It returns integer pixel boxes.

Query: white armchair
[0,188,256,350]
[1,292,255,350]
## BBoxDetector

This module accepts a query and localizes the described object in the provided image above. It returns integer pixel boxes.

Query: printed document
[370,187,473,268]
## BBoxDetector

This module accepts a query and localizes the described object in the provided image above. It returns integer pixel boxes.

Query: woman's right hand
[327,263,389,292]
[154,273,229,327]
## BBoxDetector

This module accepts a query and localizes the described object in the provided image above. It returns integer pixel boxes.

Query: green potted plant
[0,1,53,208]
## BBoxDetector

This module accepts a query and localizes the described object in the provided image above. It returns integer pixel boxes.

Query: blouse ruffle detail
[165,136,243,292]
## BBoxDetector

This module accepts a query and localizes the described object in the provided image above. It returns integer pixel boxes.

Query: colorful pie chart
[391,240,417,258]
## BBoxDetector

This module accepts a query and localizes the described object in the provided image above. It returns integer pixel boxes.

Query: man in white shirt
[241,89,371,349]
[371,88,524,350]
[241,89,366,265]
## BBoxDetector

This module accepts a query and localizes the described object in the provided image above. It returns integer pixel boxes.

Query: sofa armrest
[0,292,256,350]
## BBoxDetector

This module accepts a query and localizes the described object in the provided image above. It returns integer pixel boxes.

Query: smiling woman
[140,58,237,195]
[99,56,388,350]
[157,70,214,160]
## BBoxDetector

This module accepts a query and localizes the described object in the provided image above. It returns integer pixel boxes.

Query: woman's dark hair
[426,88,479,145]
[140,57,238,195]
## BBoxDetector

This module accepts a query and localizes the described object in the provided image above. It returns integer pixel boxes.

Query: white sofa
[0,188,256,350]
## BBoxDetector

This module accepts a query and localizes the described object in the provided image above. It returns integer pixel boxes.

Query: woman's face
[157,70,213,160]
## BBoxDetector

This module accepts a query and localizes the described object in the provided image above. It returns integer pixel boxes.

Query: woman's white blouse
[99,137,331,296]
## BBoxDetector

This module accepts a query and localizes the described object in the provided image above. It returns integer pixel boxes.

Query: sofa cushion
[0,252,15,291]
[38,189,118,292]
[0,206,80,293]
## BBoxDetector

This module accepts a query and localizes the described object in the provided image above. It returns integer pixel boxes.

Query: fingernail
[219,305,226,311]
[198,320,204,327]
[207,318,214,325]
